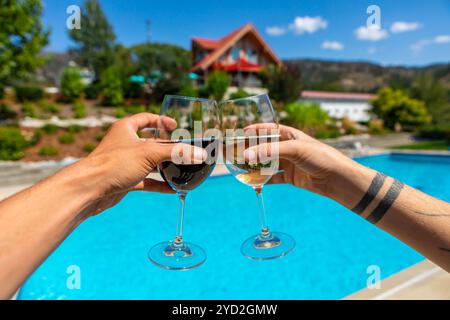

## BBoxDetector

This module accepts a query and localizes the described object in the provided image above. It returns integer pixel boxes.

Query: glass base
[241,232,296,260]
[148,240,206,270]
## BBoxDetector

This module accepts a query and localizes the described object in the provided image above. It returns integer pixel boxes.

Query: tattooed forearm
[367,179,404,224]
[414,211,450,218]
[351,172,405,225]
[352,172,386,215]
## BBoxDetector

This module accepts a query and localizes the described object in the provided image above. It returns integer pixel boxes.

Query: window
[247,49,258,63]
[231,47,240,61]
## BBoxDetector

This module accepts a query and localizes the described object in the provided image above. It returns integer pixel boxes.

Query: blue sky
[42,0,450,66]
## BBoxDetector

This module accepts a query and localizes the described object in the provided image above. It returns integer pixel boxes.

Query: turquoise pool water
[19,153,450,299]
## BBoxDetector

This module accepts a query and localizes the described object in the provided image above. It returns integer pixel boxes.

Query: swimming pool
[19,153,450,299]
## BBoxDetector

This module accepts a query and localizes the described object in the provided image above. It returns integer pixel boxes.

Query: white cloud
[355,26,389,41]
[265,26,286,36]
[434,35,450,43]
[410,39,431,52]
[355,27,389,42]
[390,21,422,33]
[322,41,344,51]
[411,35,450,52]
[289,16,328,34]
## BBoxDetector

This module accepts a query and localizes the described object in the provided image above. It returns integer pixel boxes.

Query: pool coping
[344,260,450,300]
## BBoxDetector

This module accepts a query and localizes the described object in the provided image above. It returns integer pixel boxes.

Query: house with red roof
[191,23,282,88]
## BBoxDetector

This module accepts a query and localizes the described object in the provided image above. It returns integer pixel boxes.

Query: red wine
[158,138,218,192]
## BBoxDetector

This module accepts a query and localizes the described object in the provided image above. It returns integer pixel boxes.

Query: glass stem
[254,186,270,236]
[174,191,187,245]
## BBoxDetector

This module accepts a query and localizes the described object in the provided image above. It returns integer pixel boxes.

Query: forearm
[0,158,101,299]
[329,160,450,272]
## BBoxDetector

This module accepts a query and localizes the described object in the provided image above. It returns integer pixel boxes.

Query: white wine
[223,135,279,187]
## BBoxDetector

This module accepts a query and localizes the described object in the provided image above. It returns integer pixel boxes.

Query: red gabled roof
[192,38,220,50]
[301,90,376,101]
[192,23,281,71]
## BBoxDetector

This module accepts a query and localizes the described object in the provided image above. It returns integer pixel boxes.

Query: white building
[299,90,375,122]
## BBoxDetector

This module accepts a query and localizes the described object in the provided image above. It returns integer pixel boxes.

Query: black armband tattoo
[367,179,404,224]
[352,172,386,215]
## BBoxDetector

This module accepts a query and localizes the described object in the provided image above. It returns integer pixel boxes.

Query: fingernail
[244,149,257,162]
[193,148,206,162]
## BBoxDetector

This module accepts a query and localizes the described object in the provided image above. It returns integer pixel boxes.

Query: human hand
[73,113,206,219]
[244,124,368,201]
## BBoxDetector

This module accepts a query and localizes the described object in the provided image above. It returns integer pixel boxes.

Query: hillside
[284,59,450,93]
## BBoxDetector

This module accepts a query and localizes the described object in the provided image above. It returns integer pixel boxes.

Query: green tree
[261,65,302,104]
[69,0,116,80]
[130,43,192,102]
[60,66,84,101]
[371,87,431,130]
[411,72,450,125]
[204,70,231,101]
[0,0,49,93]
[100,66,123,106]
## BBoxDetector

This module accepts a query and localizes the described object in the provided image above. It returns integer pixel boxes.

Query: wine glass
[220,93,295,260]
[148,95,220,270]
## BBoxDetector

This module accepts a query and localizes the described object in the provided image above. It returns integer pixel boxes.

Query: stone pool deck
[1,152,449,300]
[346,260,450,300]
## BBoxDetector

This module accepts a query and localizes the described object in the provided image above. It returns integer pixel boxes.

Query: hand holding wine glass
[220,94,296,260]
[148,95,220,270]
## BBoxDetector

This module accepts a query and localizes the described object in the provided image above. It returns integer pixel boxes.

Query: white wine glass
[220,94,295,260]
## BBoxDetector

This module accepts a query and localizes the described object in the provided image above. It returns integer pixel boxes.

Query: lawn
[391,140,450,151]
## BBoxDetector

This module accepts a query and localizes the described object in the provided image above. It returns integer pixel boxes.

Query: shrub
[83,143,96,153]
[148,104,160,114]
[73,102,87,119]
[60,66,85,101]
[39,145,58,156]
[95,133,104,142]
[67,124,82,133]
[0,104,17,120]
[22,102,37,118]
[125,104,146,114]
[40,102,60,114]
[177,82,198,97]
[114,107,126,118]
[368,119,385,135]
[29,129,42,146]
[0,127,28,160]
[341,117,358,135]
[41,124,59,134]
[84,83,101,100]
[100,67,124,106]
[15,86,44,102]
[284,102,329,134]
[58,132,75,144]
[124,81,145,99]
[229,89,251,100]
[102,123,112,132]
[204,70,231,101]
[315,128,340,139]
[417,124,450,141]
